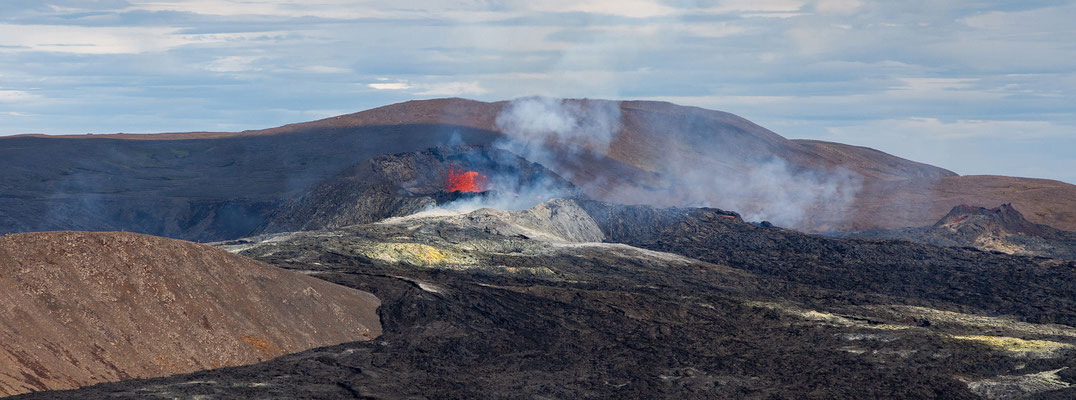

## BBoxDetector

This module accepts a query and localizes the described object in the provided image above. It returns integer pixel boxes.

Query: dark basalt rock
[934,203,1046,236]
[258,145,580,233]
[22,200,1076,399]
[0,124,504,242]
[578,201,1076,326]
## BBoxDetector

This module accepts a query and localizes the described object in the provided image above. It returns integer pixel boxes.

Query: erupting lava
[444,164,488,193]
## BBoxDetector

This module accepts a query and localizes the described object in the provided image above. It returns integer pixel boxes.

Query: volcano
[3,136,1076,398]
[2,98,1074,240]
[258,145,579,234]
[444,164,488,193]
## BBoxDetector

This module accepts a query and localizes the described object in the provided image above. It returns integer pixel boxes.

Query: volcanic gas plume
[445,164,488,193]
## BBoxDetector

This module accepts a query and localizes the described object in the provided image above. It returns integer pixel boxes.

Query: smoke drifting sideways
[626,158,863,232]
[492,96,623,185]
[442,96,862,231]
[602,104,862,231]
[495,96,622,156]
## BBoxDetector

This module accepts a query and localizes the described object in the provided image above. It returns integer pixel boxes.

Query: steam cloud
[449,96,861,231]
[639,158,861,231]
[492,97,621,184]
[421,96,617,216]
[432,172,575,215]
[495,96,621,154]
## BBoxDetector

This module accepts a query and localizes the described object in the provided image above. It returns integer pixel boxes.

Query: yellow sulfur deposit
[950,335,1073,354]
[360,242,476,267]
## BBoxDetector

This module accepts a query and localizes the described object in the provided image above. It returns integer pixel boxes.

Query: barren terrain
[3,98,1074,239]
[0,231,380,396]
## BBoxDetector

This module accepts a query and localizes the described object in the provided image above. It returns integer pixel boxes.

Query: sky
[1,1,1074,184]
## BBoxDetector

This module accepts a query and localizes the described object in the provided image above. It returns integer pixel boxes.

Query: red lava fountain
[445,165,488,193]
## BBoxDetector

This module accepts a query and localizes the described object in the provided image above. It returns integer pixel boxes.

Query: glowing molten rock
[445,165,488,193]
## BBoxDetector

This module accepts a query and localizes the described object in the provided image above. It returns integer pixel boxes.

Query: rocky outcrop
[0,231,381,396]
[383,198,604,243]
[933,203,1046,236]
[259,146,580,233]
[577,199,738,244]
[838,204,1076,260]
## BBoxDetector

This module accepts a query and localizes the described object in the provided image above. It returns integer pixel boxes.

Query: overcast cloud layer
[1,1,1074,183]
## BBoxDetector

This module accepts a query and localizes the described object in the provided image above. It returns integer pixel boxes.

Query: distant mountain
[0,231,381,396]
[838,203,1076,260]
[3,98,1075,239]
[0,113,504,241]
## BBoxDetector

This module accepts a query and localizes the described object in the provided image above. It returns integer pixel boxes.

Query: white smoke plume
[659,158,861,231]
[495,96,621,154]
[492,97,621,184]
[458,96,862,231]
[428,177,569,215]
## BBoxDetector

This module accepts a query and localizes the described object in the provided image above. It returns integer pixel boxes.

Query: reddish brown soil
[791,139,956,181]
[852,175,1076,231]
[0,231,381,396]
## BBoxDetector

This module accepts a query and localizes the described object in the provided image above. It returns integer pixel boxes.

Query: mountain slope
[791,139,958,181]
[2,98,1075,236]
[838,203,1076,259]
[852,175,1076,231]
[0,231,381,396]
[0,123,504,241]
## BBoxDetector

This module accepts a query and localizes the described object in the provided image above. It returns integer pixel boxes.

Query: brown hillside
[852,175,1076,231]
[0,231,381,396]
[3,98,1074,233]
[792,139,957,181]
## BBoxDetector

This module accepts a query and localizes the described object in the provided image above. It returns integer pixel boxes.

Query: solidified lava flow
[445,164,488,193]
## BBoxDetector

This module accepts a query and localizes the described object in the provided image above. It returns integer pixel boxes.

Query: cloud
[368,82,412,90]
[302,65,350,74]
[828,117,1068,141]
[525,0,679,18]
[893,77,976,91]
[0,89,35,102]
[126,0,352,18]
[593,22,749,38]
[123,0,524,21]
[814,0,864,16]
[0,24,184,54]
[0,24,289,54]
[958,4,1076,31]
[367,80,488,96]
[204,55,264,72]
[693,0,806,14]
[415,81,489,96]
